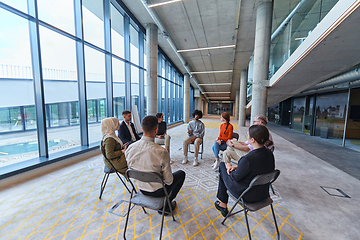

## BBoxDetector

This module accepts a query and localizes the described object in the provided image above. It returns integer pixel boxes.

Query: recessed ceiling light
[177,45,235,52]
[198,83,231,86]
[148,0,182,8]
[191,70,233,74]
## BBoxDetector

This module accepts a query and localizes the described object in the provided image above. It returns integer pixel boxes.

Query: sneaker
[182,156,188,164]
[193,158,199,166]
[212,160,220,170]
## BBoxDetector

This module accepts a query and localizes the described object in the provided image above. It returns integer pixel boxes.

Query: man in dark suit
[118,110,140,145]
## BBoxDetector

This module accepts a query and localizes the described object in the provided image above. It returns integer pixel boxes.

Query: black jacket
[118,121,140,145]
[224,147,275,202]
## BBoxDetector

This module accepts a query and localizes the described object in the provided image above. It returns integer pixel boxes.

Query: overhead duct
[304,66,360,92]
[140,0,207,99]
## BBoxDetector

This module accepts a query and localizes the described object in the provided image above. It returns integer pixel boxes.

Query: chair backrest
[239,169,280,200]
[232,132,239,141]
[126,169,164,184]
[100,142,118,171]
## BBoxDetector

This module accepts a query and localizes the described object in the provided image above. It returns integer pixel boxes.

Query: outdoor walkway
[0,116,359,239]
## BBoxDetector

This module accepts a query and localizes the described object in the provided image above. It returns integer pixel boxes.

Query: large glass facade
[0,0,184,173]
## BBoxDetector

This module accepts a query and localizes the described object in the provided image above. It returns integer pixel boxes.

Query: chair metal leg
[270,203,280,240]
[270,184,275,195]
[123,191,134,240]
[244,209,252,240]
[99,173,110,199]
[115,172,132,194]
[159,199,167,240]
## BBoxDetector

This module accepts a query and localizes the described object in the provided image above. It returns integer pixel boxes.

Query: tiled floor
[5,116,349,239]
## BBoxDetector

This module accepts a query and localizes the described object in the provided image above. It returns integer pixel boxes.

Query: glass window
[1,0,28,13]
[82,0,104,49]
[315,92,348,140]
[291,97,305,132]
[113,57,125,119]
[39,26,80,154]
[84,46,106,143]
[131,65,139,110]
[0,9,38,167]
[110,3,124,58]
[130,24,139,65]
[37,0,75,35]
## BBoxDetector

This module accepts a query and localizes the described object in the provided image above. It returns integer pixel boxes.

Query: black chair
[99,147,131,199]
[124,169,176,240]
[188,139,204,159]
[221,170,281,240]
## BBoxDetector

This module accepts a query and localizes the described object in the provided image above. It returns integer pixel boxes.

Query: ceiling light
[203,92,231,94]
[198,83,231,86]
[295,37,307,40]
[148,0,182,8]
[191,70,233,74]
[177,45,235,53]
[209,97,230,99]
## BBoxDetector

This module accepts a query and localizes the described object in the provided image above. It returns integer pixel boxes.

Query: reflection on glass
[270,0,339,77]
[131,65,139,109]
[84,46,106,143]
[37,0,75,35]
[0,9,39,166]
[113,57,125,120]
[83,0,104,49]
[111,3,124,58]
[39,26,80,153]
[291,97,305,132]
[130,24,139,65]
[315,92,347,140]
[1,0,28,13]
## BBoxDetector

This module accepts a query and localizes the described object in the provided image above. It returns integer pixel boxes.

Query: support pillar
[251,1,273,123]
[235,90,239,120]
[183,73,190,123]
[146,23,158,116]
[239,69,248,126]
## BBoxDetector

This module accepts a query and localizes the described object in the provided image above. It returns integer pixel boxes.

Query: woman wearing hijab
[100,117,128,174]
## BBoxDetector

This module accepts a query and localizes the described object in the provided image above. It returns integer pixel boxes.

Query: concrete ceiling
[119,0,359,106]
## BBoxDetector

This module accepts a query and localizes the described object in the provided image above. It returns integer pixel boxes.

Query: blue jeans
[212,141,228,158]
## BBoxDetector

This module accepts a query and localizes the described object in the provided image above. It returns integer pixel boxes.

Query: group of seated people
[100,109,275,216]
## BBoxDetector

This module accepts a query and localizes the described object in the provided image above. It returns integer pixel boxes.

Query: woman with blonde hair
[100,117,128,174]
[212,112,233,170]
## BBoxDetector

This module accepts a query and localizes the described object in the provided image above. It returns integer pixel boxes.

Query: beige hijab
[101,117,123,148]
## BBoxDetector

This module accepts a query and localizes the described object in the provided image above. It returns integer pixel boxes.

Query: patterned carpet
[0,121,303,240]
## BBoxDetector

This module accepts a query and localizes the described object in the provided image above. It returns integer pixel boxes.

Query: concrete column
[239,69,248,126]
[183,73,190,123]
[251,1,273,123]
[146,23,158,116]
[235,90,240,120]
[196,97,202,111]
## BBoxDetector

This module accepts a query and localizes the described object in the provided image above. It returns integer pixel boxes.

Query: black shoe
[215,200,228,217]
[158,201,176,216]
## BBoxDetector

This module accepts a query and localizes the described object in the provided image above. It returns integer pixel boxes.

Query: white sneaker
[212,161,220,170]
[182,156,188,164]
[193,158,199,166]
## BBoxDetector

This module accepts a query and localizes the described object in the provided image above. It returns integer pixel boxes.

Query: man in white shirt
[126,115,186,215]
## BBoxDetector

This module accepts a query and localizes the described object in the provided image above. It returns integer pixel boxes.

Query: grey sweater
[187,120,205,138]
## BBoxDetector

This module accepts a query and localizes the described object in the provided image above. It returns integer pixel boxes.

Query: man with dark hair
[154,113,171,154]
[126,116,185,215]
[183,109,205,166]
[118,110,140,145]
